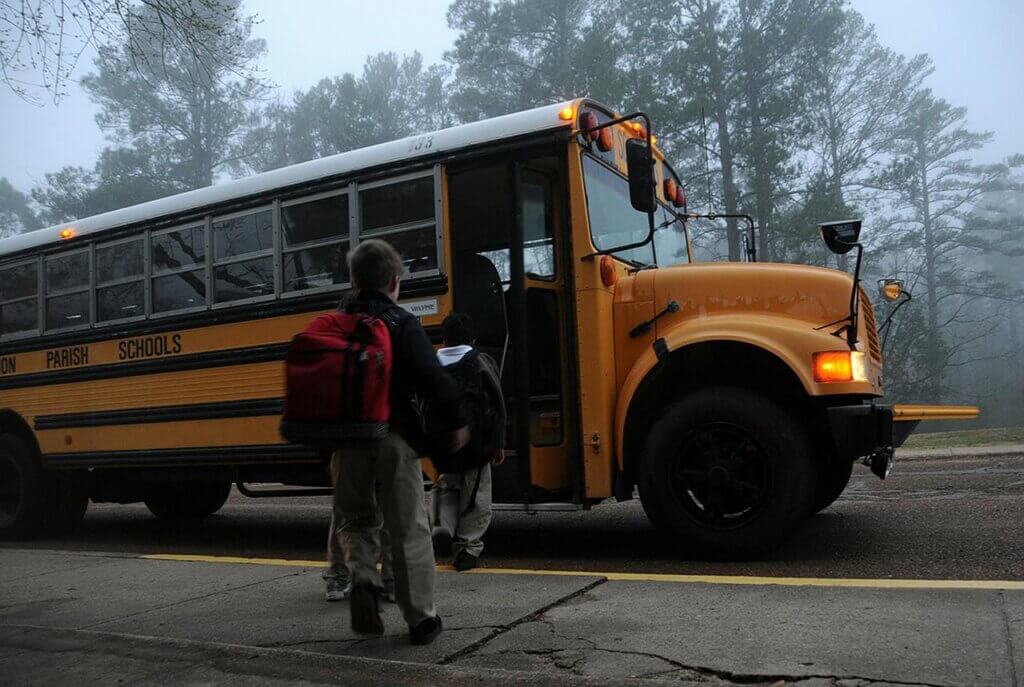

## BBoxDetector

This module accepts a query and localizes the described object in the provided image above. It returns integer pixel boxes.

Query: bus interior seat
[454,252,508,372]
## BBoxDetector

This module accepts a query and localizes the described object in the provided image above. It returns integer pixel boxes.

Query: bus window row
[0,168,441,340]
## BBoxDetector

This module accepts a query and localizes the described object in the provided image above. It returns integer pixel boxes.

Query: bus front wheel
[0,433,88,539]
[144,481,232,520]
[638,387,816,559]
[812,458,854,514]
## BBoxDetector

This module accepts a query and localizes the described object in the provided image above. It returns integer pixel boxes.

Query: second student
[429,312,506,571]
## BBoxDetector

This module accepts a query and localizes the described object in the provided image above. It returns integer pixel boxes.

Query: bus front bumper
[826,402,980,479]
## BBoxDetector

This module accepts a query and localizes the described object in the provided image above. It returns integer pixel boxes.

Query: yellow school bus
[0,99,977,556]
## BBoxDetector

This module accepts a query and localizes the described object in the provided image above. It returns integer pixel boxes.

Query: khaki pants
[325,515,393,588]
[431,463,492,558]
[331,433,436,627]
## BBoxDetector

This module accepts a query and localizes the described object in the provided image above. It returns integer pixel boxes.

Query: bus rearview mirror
[819,219,862,255]
[626,138,655,214]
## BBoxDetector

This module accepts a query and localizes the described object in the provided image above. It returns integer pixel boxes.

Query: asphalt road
[5,452,1024,581]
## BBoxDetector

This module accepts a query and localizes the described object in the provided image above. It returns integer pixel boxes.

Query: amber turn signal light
[813,351,867,383]
[599,255,617,287]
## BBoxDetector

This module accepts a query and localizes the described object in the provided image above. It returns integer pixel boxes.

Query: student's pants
[431,463,492,558]
[331,433,436,627]
[324,514,392,589]
[325,450,392,589]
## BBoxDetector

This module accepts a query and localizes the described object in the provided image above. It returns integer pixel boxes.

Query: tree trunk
[917,129,942,401]
[706,29,741,261]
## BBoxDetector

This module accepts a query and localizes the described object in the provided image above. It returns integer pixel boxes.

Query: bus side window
[281,191,350,293]
[45,250,90,331]
[96,238,144,323]
[152,224,206,314]
[212,209,274,304]
[0,260,39,338]
[359,173,439,276]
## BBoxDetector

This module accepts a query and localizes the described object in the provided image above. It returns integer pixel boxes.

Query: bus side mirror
[626,138,655,214]
[819,219,862,254]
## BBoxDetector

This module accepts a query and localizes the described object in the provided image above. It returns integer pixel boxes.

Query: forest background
[1,0,1021,427]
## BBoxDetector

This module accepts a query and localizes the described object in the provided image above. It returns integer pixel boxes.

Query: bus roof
[0,99,580,259]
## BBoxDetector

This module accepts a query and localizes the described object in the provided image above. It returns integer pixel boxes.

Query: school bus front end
[565,102,978,558]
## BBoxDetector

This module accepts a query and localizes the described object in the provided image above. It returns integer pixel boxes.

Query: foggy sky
[1,0,1021,194]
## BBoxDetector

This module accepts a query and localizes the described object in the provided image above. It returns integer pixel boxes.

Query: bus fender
[0,409,38,456]
[613,315,829,469]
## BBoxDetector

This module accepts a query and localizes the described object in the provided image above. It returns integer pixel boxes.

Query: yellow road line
[141,554,1024,590]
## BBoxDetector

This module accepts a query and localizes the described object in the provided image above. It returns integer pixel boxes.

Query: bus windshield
[581,154,688,267]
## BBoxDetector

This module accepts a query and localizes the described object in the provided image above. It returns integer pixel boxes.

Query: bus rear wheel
[638,387,815,559]
[144,481,232,520]
[0,433,88,539]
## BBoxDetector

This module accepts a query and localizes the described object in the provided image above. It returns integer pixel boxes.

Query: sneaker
[453,551,479,572]
[325,578,351,602]
[432,526,453,557]
[350,584,384,635]
[409,615,443,645]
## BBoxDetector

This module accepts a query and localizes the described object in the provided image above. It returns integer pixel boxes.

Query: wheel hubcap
[669,423,772,529]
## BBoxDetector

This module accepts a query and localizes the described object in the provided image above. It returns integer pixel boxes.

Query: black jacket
[342,291,466,452]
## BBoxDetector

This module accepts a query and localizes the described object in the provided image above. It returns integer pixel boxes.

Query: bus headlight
[813,351,868,383]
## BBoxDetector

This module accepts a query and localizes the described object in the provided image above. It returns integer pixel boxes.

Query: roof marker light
[558,107,574,121]
[674,185,687,208]
[664,179,678,204]
[60,228,76,240]
[579,111,599,142]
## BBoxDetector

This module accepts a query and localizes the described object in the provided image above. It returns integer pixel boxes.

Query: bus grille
[860,289,882,364]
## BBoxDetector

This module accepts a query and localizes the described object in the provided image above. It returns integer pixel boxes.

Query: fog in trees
[2,0,1021,427]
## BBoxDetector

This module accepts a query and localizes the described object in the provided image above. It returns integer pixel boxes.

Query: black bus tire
[0,433,46,539]
[812,458,854,514]
[144,481,232,519]
[638,387,816,559]
[41,471,89,536]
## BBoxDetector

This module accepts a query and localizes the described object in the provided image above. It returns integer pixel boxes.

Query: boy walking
[330,239,468,645]
[430,313,507,571]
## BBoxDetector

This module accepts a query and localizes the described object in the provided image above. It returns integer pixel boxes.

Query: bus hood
[616,261,884,392]
[650,262,857,329]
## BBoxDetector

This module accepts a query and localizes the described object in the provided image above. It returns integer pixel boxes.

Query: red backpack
[280,311,394,448]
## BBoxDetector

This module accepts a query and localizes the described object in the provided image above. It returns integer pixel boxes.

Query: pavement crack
[257,637,370,649]
[527,638,952,687]
[998,590,1019,687]
[436,576,607,666]
[79,570,306,631]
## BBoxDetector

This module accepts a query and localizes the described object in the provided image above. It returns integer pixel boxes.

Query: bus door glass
[447,156,573,502]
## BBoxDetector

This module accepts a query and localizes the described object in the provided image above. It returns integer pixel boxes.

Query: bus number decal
[46,346,89,369]
[407,135,434,153]
[118,334,183,361]
[0,356,14,375]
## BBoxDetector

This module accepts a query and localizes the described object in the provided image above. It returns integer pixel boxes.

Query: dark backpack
[279,311,394,449]
[424,350,499,475]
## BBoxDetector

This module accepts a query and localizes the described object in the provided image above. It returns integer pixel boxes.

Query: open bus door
[446,153,580,507]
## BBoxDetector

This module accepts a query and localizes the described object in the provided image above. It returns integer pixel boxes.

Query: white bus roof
[0,99,580,259]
